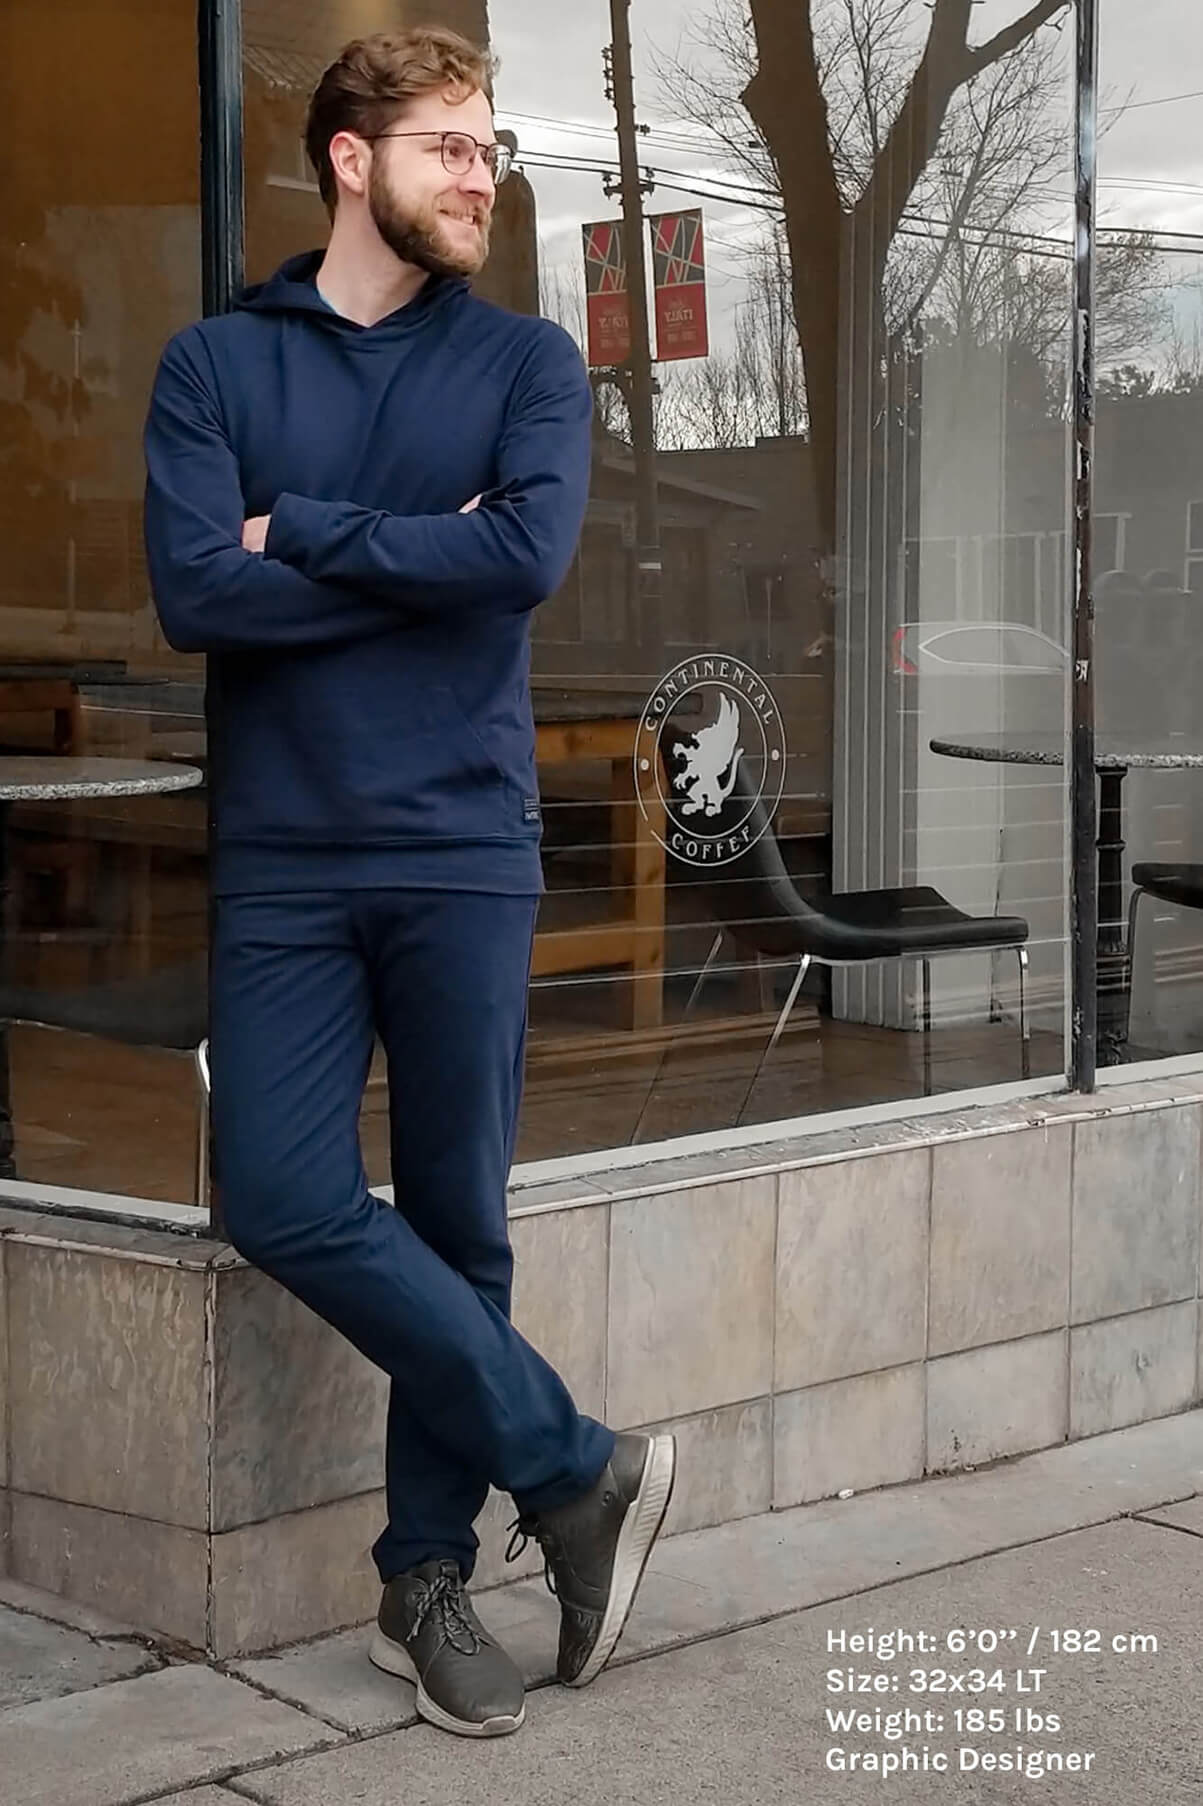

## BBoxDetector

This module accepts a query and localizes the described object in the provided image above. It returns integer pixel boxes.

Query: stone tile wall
[1,1083,1201,1655]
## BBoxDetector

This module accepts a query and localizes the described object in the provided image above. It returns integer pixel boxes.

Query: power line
[514,110,1203,244]
[503,100,1203,221]
[1101,174,1203,198]
[498,109,614,140]
[517,149,780,214]
[505,94,1203,167]
[521,150,1203,263]
[504,102,1203,203]
[1102,86,1203,115]
[497,106,754,159]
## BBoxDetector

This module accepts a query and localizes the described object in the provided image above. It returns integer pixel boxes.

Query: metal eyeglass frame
[364,129,513,185]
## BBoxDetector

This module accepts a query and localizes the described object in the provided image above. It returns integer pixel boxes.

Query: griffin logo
[634,656,786,866]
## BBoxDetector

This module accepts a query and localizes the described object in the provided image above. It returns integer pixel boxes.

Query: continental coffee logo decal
[634,655,786,866]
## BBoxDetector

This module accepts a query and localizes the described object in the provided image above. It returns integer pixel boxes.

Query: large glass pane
[506,0,1074,1154]
[237,1,1075,1175]
[1096,0,1203,1067]
[0,1,205,1198]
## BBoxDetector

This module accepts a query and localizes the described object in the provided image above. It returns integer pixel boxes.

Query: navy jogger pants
[210,887,615,1583]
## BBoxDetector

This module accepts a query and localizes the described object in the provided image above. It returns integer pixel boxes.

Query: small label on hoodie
[523,797,542,825]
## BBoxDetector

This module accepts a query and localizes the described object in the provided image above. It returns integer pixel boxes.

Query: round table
[0,757,204,1177]
[931,733,1203,1065]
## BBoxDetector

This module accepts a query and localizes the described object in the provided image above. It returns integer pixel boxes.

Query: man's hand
[242,516,271,554]
[459,495,482,514]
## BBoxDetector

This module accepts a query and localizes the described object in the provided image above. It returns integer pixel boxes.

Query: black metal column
[0,804,16,1179]
[1070,0,1100,1094]
[199,0,244,318]
[198,0,243,1235]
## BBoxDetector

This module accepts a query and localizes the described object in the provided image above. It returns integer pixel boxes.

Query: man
[144,26,675,1741]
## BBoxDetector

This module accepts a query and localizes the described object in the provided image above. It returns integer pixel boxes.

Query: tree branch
[967,0,1071,77]
[852,0,972,260]
[854,0,1069,272]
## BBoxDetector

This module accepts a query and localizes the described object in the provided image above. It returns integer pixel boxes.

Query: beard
[368,163,491,278]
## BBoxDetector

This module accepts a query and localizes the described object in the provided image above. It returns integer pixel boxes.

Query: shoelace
[413,1567,483,1656]
[505,1513,560,1598]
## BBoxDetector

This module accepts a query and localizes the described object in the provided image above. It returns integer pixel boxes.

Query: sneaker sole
[566,1431,677,1689]
[368,1630,526,1738]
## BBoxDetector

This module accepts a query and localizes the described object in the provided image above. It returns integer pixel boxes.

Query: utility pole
[605,0,662,666]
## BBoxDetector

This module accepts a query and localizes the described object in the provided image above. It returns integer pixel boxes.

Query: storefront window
[0,1,206,1199]
[1095,0,1203,1071]
[484,0,1075,1159]
[0,1,1095,1202]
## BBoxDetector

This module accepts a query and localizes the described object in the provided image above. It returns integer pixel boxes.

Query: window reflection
[0,0,1107,1199]
[494,0,1074,1154]
[0,0,206,1199]
[235,0,1081,1174]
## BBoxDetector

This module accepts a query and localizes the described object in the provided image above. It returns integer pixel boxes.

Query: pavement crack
[211,1661,361,1737]
[1131,1510,1203,1540]
[0,1597,161,1658]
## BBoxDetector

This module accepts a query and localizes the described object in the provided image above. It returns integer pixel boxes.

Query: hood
[236,249,469,338]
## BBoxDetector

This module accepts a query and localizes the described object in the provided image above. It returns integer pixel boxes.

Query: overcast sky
[486,0,1203,362]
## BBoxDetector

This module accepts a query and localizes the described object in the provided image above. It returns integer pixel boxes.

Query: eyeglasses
[365,129,514,185]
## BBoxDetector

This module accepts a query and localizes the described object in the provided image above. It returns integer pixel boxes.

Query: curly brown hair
[305,27,497,214]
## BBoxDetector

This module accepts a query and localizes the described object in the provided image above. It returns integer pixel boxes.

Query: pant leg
[212,889,614,1585]
[211,888,377,1261]
[361,888,612,1584]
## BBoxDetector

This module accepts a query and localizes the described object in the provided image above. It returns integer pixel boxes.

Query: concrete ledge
[1,1074,1199,1656]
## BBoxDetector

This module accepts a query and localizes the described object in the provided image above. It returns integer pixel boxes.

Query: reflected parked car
[892,621,1067,678]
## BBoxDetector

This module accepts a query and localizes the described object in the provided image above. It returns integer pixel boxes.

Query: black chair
[1100,576,1203,1038]
[0,955,210,1199]
[1126,863,1203,1041]
[633,744,1030,1137]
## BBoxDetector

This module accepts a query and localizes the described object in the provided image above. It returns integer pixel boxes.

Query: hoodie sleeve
[262,321,592,615]
[144,331,410,654]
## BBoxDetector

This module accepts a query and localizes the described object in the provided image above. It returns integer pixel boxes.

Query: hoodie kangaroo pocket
[388,683,522,836]
[430,685,513,788]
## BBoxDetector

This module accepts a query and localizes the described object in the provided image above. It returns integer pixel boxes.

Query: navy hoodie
[143,249,593,896]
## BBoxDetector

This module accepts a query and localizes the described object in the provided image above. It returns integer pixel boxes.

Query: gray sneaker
[508,1432,677,1688]
[369,1559,525,1738]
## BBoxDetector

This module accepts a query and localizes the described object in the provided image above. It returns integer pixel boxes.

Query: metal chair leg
[734,953,812,1129]
[630,930,726,1143]
[1125,887,1145,1044]
[1016,946,1031,1081]
[194,1039,210,1208]
[756,951,775,1014]
[683,930,727,1023]
[921,958,933,1097]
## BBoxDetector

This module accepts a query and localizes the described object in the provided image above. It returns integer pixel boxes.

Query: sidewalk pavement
[4,1410,1203,1805]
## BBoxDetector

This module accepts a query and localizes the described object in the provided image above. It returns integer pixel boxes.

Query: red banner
[649,209,709,362]
[581,220,631,367]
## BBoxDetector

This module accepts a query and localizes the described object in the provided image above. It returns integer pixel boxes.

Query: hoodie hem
[212,838,545,897]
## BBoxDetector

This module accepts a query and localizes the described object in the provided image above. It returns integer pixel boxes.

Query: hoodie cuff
[264,492,322,573]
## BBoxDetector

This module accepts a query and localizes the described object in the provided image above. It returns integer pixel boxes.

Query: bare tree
[742,227,808,436]
[907,226,1166,394]
[1161,298,1203,395]
[882,28,1066,338]
[539,253,628,437]
[656,225,807,448]
[654,0,1074,554]
[539,255,586,342]
[655,352,760,450]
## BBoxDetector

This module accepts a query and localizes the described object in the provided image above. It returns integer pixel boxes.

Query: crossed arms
[143,325,593,655]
